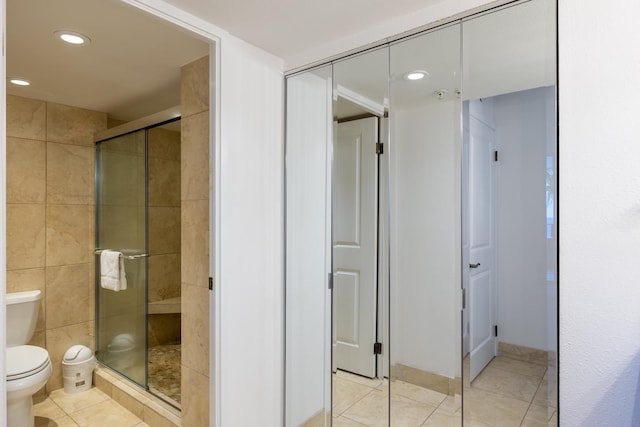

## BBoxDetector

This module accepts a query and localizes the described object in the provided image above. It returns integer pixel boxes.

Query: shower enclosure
[95,114,182,408]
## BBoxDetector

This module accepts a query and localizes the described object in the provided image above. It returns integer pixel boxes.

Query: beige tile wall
[6,95,107,392]
[180,55,211,426]
[148,126,182,348]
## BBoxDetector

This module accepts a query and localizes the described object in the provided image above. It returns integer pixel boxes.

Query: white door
[467,102,497,382]
[333,116,379,378]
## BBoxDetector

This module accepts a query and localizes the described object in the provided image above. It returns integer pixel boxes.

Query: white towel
[100,250,127,291]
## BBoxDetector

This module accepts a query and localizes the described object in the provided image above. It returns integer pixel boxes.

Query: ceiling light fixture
[9,78,30,86]
[404,70,428,81]
[54,30,91,45]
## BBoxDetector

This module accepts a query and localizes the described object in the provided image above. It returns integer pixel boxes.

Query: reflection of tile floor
[464,355,558,427]
[34,387,146,427]
[148,343,181,406]
[333,354,557,427]
[332,370,461,426]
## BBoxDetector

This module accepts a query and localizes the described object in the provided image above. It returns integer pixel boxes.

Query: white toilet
[6,290,52,427]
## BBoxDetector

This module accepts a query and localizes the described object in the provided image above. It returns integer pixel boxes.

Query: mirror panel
[285,65,333,427]
[461,0,557,425]
[388,23,462,426]
[331,47,390,426]
[284,1,557,425]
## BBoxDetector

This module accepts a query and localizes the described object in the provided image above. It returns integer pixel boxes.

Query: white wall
[218,34,284,426]
[559,0,640,425]
[390,100,461,379]
[493,87,556,351]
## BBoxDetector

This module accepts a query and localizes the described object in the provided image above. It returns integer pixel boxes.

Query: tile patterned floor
[333,370,461,426]
[464,355,557,427]
[148,343,181,405]
[333,354,557,427]
[34,387,147,427]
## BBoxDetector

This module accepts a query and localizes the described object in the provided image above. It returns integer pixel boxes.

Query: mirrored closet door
[285,1,557,426]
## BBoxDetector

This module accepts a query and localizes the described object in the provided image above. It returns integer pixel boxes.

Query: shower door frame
[94,111,182,401]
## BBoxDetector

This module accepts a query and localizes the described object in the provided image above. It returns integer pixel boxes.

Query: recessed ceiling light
[9,78,30,86]
[54,30,91,45]
[404,70,428,81]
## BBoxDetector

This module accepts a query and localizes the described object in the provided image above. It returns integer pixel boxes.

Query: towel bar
[94,250,148,260]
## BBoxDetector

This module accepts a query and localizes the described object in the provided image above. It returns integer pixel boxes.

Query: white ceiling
[7,0,209,121]
[6,0,554,121]
[161,0,447,61]
[7,0,441,120]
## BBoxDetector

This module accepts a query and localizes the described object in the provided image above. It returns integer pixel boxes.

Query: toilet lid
[7,345,50,381]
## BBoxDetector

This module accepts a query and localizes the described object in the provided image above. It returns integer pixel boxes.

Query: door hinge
[374,342,382,355]
[494,325,498,337]
[494,150,499,162]
[208,277,213,291]
[462,288,466,309]
[328,273,333,290]
[376,142,384,155]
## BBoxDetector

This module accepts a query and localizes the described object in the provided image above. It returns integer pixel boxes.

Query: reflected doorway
[462,87,557,425]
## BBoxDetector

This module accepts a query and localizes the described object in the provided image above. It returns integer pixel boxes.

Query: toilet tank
[6,290,42,347]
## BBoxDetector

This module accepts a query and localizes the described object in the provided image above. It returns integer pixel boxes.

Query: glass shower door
[95,130,148,387]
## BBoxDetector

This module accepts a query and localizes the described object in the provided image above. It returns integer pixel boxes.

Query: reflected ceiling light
[404,70,428,81]
[9,78,30,86]
[54,30,91,45]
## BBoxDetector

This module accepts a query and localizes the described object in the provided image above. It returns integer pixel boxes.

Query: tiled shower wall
[148,126,182,347]
[180,55,211,426]
[6,95,107,392]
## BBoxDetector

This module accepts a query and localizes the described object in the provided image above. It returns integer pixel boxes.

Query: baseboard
[391,363,460,396]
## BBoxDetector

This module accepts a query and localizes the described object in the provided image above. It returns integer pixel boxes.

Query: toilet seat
[7,345,51,381]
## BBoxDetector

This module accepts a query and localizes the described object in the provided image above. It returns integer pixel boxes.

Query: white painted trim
[336,84,385,116]
[119,0,227,41]
[210,43,222,427]
[284,0,504,71]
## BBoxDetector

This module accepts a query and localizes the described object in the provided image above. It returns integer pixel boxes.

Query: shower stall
[95,113,182,408]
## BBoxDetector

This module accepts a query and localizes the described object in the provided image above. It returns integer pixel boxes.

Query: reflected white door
[468,106,497,382]
[333,116,378,378]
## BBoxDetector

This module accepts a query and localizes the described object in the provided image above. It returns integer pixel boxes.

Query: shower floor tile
[148,342,181,405]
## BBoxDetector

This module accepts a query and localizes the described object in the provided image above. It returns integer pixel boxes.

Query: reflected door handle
[469,263,481,269]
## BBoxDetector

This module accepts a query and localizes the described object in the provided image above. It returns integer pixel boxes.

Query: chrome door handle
[469,263,481,269]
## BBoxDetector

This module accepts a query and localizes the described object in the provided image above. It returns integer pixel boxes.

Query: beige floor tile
[533,378,558,409]
[437,395,462,415]
[49,388,110,414]
[35,415,80,427]
[421,410,461,427]
[463,387,529,427]
[463,419,494,427]
[488,356,547,379]
[336,370,385,388]
[343,389,438,427]
[342,390,388,427]
[522,404,555,424]
[421,397,462,427]
[69,399,142,427]
[334,416,369,426]
[34,397,67,420]
[333,376,376,415]
[390,380,447,407]
[471,366,541,402]
[389,394,437,427]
